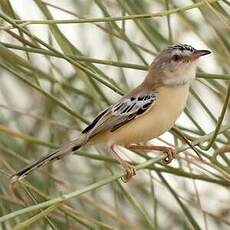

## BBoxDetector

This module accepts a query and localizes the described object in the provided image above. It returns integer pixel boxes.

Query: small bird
[10,44,211,184]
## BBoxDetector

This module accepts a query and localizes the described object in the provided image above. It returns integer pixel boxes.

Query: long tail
[10,136,87,184]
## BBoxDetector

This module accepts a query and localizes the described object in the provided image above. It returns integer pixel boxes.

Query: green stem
[176,124,230,153]
[1,42,229,80]
[148,166,230,187]
[0,62,89,124]
[0,12,124,96]
[1,124,229,223]
[11,0,219,25]
[0,157,163,223]
[199,82,230,150]
[0,125,57,148]
[14,203,61,230]
[158,173,201,230]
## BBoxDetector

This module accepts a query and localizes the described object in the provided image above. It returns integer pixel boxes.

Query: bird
[10,44,211,184]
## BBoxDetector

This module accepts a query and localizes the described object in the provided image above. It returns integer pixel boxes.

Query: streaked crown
[167,44,196,53]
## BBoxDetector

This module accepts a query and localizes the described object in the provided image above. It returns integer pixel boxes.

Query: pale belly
[88,84,190,146]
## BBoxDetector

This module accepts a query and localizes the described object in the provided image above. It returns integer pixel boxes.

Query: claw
[161,147,176,165]
[107,145,137,183]
[121,162,136,183]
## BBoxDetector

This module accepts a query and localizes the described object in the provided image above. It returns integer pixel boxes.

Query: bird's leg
[125,144,176,164]
[107,144,136,183]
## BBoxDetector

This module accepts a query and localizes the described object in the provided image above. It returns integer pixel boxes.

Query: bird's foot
[125,143,176,164]
[120,161,136,183]
[107,144,136,183]
[160,147,176,165]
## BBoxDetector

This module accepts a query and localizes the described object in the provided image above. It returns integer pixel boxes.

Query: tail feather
[10,136,86,184]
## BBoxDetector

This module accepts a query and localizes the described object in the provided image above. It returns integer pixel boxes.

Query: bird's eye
[172,54,181,62]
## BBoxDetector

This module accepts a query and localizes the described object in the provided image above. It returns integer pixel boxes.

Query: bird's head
[149,44,211,86]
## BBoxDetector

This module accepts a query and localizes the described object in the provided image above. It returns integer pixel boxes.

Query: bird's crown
[167,44,196,52]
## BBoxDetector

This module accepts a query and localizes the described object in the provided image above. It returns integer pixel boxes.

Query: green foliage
[0,0,229,229]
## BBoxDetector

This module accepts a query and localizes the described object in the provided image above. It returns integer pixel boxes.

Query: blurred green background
[0,0,229,229]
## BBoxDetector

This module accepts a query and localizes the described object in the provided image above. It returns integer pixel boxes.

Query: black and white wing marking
[82,92,157,137]
[111,93,156,116]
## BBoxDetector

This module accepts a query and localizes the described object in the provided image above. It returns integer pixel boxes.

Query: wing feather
[82,92,157,138]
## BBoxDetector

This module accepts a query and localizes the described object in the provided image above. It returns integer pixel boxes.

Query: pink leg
[107,144,136,183]
[125,144,176,164]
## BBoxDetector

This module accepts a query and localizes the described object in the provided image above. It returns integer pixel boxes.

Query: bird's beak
[191,49,211,60]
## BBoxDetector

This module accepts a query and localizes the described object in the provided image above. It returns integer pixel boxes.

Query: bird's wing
[82,92,157,138]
